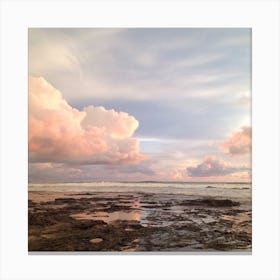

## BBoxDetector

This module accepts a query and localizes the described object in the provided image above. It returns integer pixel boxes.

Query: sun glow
[240,117,251,127]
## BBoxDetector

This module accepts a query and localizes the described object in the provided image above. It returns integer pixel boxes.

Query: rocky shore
[28,191,251,252]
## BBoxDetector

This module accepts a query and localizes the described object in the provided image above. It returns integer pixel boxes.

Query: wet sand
[28,191,251,252]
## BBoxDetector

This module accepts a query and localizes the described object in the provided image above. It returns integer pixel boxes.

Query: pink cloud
[222,126,252,156]
[186,156,250,177]
[28,76,146,164]
[187,156,232,177]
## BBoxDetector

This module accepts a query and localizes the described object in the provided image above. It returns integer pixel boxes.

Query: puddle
[71,210,141,223]
[221,213,250,224]
[70,207,151,227]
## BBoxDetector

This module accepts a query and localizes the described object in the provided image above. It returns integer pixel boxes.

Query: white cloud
[29,76,146,165]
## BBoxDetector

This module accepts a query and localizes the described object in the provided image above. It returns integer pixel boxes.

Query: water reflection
[71,210,141,223]
[70,197,145,225]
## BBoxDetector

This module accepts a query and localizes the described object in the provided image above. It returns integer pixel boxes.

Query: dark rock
[29,212,57,226]
[180,199,240,207]
[72,220,107,230]
[28,191,250,252]
[28,200,37,207]
[76,192,94,195]
[54,198,76,203]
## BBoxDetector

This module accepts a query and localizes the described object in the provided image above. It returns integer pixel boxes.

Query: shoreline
[28,191,252,252]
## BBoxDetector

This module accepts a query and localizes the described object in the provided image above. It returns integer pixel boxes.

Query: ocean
[29,181,251,201]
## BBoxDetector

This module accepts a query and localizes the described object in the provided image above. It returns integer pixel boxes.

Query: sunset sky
[28,28,251,183]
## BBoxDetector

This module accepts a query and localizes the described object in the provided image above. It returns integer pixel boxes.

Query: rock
[77,192,93,195]
[54,198,76,203]
[90,238,103,244]
[72,220,106,230]
[28,212,57,226]
[28,200,37,207]
[202,199,240,207]
[180,199,240,207]
[28,191,250,252]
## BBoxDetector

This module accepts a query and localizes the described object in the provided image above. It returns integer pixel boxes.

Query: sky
[28,28,251,183]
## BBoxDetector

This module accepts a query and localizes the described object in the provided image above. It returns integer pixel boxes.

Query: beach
[28,182,251,252]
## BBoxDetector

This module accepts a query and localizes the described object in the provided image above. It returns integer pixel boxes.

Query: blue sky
[28,28,251,182]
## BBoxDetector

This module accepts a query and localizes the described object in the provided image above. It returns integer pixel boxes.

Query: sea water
[29,181,251,201]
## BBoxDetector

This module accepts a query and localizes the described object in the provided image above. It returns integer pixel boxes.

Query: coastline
[28,190,251,252]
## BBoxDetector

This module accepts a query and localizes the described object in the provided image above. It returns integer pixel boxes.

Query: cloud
[86,98,248,141]
[29,28,251,103]
[28,29,81,75]
[28,161,155,183]
[186,156,248,177]
[223,126,251,156]
[82,106,138,139]
[28,29,251,183]
[28,76,146,164]
[28,162,83,183]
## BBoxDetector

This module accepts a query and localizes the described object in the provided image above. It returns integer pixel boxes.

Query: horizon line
[28,180,252,184]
